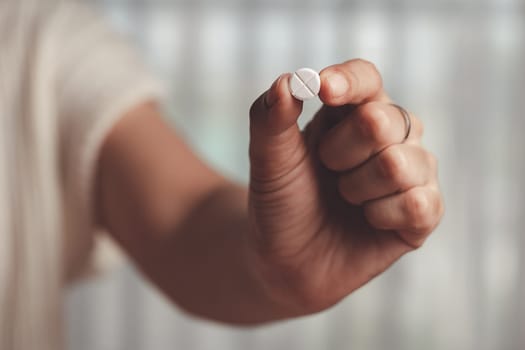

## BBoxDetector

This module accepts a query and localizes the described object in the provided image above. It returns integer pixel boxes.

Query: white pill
[289,67,321,101]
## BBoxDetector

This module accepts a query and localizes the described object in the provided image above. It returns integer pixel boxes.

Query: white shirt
[0,0,163,348]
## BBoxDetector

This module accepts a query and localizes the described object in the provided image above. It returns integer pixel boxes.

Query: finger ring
[390,104,411,143]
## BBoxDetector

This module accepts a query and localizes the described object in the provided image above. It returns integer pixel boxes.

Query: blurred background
[67,0,525,349]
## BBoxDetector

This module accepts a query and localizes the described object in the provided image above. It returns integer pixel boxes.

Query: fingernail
[264,75,284,109]
[325,72,348,98]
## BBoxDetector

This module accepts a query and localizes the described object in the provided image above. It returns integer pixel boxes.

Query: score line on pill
[289,68,321,101]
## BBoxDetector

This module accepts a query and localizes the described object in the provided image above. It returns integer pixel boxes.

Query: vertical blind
[67,0,525,349]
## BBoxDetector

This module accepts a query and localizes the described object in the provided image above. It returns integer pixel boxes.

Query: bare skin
[96,59,444,325]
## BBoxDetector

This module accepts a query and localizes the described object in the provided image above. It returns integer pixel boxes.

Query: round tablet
[289,68,321,101]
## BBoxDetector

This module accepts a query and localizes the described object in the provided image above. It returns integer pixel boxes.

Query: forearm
[95,106,297,324]
[121,184,294,325]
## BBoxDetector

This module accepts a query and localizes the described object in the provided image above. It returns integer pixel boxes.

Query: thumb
[249,73,305,183]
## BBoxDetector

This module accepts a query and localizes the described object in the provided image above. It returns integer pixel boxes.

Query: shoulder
[0,0,107,57]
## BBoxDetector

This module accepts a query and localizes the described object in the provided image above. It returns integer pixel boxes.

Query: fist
[248,59,444,314]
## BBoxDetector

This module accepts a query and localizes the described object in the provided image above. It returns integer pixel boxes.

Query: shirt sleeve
[53,3,165,279]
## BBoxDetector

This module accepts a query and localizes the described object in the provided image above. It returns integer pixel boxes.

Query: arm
[96,103,290,324]
[96,60,443,325]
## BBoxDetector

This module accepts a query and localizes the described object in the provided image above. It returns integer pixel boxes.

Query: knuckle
[426,151,438,171]
[402,234,426,250]
[377,147,408,184]
[357,58,376,71]
[404,188,435,231]
[356,103,390,142]
[357,59,382,87]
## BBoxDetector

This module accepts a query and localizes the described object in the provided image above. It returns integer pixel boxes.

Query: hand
[248,59,444,314]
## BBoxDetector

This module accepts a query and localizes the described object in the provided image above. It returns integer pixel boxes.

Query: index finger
[319,59,390,106]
